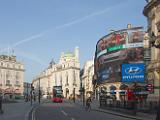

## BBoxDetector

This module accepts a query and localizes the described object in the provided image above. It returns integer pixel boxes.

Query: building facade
[93,26,145,101]
[23,82,31,98]
[143,0,160,101]
[32,47,80,99]
[81,60,94,97]
[0,55,24,99]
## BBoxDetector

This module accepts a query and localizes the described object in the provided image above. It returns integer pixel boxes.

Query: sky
[0,0,147,83]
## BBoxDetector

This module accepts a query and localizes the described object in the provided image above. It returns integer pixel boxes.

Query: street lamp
[38,78,41,104]
[82,87,85,106]
[73,88,75,103]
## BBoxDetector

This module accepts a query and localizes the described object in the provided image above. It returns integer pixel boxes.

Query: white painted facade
[81,60,94,97]
[32,47,80,98]
[0,55,24,97]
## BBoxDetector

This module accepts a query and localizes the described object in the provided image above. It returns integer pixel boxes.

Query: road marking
[61,110,68,116]
[32,109,36,120]
[32,106,38,120]
[71,118,75,120]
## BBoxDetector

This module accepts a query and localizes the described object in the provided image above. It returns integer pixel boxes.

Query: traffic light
[145,84,154,93]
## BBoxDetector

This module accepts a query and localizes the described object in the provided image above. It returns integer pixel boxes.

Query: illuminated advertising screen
[96,31,127,55]
[122,63,145,82]
[94,27,145,84]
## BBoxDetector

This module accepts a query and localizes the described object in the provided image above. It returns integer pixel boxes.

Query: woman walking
[85,97,92,112]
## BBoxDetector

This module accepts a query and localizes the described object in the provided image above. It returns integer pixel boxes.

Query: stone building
[32,47,80,99]
[23,82,31,98]
[81,60,94,97]
[143,0,160,101]
[0,55,24,99]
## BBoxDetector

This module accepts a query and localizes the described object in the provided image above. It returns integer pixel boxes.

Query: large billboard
[122,63,145,82]
[94,27,145,84]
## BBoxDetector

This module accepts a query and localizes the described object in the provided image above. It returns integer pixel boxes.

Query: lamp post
[30,83,33,106]
[26,83,28,102]
[73,88,75,103]
[38,78,41,104]
[82,87,85,106]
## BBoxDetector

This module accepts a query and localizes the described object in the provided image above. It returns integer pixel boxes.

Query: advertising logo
[125,67,142,75]
[122,63,144,82]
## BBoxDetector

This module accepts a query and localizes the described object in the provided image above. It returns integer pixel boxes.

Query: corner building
[143,0,160,101]
[32,47,80,99]
[0,55,25,99]
[93,26,145,101]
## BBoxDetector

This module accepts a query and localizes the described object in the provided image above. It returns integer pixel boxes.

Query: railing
[100,99,158,114]
[5,84,12,86]
[14,84,21,87]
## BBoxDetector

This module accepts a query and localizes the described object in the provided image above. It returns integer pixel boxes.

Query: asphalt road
[32,100,135,120]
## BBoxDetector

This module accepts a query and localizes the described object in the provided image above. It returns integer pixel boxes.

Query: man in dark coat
[156,104,160,120]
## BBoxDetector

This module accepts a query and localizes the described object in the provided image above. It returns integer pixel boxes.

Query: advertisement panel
[122,63,144,82]
[97,31,127,54]
[94,27,145,84]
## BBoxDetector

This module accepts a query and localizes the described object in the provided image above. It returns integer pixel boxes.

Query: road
[32,100,135,120]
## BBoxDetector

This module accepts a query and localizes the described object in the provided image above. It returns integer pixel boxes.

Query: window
[60,75,62,86]
[7,64,10,68]
[16,72,19,80]
[66,72,69,86]
[6,80,11,86]
[16,81,19,85]
[73,70,76,85]
[6,71,10,79]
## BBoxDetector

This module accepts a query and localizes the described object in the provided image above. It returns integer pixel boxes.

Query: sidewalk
[74,99,157,120]
[0,100,38,120]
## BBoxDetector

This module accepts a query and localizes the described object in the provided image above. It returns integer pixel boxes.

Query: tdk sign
[122,63,144,82]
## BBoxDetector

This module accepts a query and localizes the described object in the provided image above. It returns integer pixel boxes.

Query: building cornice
[32,66,80,82]
[0,66,25,72]
[51,66,80,74]
[143,0,160,16]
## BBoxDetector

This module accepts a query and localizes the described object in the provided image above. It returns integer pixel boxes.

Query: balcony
[73,83,77,87]
[65,83,69,87]
[14,84,21,87]
[6,84,12,87]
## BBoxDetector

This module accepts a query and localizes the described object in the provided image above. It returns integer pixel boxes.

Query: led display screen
[94,27,145,84]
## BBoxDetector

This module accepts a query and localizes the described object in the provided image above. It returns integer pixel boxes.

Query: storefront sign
[125,43,143,48]
[108,44,124,52]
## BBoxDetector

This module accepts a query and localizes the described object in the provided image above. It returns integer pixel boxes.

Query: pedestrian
[85,97,92,112]
[156,105,160,120]
[0,95,3,114]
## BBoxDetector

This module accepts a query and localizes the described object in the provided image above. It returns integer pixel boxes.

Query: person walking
[156,105,160,120]
[85,97,92,112]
